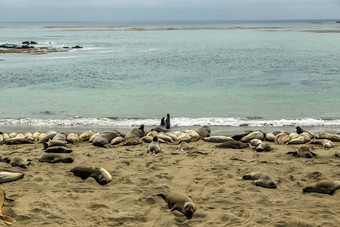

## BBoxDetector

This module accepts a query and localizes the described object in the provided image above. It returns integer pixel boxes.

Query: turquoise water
[1,20,340,127]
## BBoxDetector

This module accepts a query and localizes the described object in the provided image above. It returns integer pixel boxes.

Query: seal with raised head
[10,157,31,168]
[0,171,24,183]
[38,154,74,163]
[70,166,112,185]
[147,136,161,154]
[303,181,340,195]
[39,133,57,143]
[152,117,168,132]
[165,113,171,129]
[0,187,15,223]
[125,125,145,139]
[157,192,196,218]
[197,125,211,139]
[242,172,277,189]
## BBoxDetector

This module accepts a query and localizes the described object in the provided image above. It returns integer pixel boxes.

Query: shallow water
[1,20,340,128]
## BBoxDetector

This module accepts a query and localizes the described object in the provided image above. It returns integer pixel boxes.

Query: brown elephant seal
[4,138,34,145]
[255,143,272,152]
[10,157,31,168]
[79,129,96,142]
[52,133,67,141]
[303,181,340,195]
[185,130,199,142]
[242,172,277,189]
[0,155,10,163]
[216,140,249,149]
[92,132,120,148]
[125,125,145,139]
[70,166,112,185]
[0,171,24,183]
[43,140,67,149]
[110,136,125,145]
[197,125,211,139]
[38,154,74,163]
[287,146,316,158]
[157,192,196,218]
[231,130,253,141]
[122,137,143,146]
[275,132,290,145]
[152,116,169,132]
[44,146,72,153]
[147,136,161,154]
[0,187,15,223]
[39,133,57,143]
[203,136,233,143]
[315,132,340,142]
[310,139,335,149]
[67,133,80,144]
[240,131,265,143]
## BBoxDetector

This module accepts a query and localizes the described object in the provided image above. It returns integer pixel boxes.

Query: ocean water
[1,20,340,129]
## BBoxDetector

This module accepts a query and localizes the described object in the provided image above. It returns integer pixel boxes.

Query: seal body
[44,146,72,153]
[38,154,74,163]
[158,192,196,217]
[70,166,112,185]
[287,146,316,158]
[240,131,264,143]
[125,125,145,139]
[52,133,67,141]
[243,172,277,189]
[93,132,119,148]
[303,181,340,195]
[197,126,211,139]
[216,141,249,149]
[147,136,161,154]
[43,140,67,149]
[4,138,34,145]
[0,171,24,183]
[203,136,233,143]
[275,132,290,145]
[10,157,31,168]
[231,130,253,141]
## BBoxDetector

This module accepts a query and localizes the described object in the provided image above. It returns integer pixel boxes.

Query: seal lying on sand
[125,125,145,139]
[316,132,340,142]
[231,130,253,141]
[0,171,24,183]
[10,157,31,168]
[196,125,211,139]
[0,187,15,223]
[153,115,170,132]
[157,192,196,218]
[44,146,72,153]
[242,172,277,189]
[3,138,34,145]
[52,133,67,141]
[43,140,67,149]
[287,146,316,158]
[216,140,249,149]
[93,131,121,148]
[70,166,112,185]
[38,154,74,163]
[310,139,335,149]
[147,136,161,154]
[303,181,340,195]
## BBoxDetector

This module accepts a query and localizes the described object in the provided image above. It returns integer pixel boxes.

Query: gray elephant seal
[240,131,265,143]
[10,157,31,168]
[38,154,74,163]
[310,139,335,149]
[197,125,211,139]
[303,181,340,195]
[157,192,196,218]
[287,146,316,158]
[0,171,24,183]
[147,136,161,154]
[242,172,277,189]
[44,146,72,153]
[43,140,67,149]
[152,116,169,132]
[92,131,120,148]
[70,166,112,185]
[52,133,67,141]
[39,133,57,143]
[216,140,249,149]
[4,138,34,145]
[231,130,253,141]
[125,125,145,139]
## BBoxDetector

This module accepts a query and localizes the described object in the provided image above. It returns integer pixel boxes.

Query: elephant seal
[38,154,74,163]
[44,146,72,153]
[250,140,272,152]
[303,181,340,195]
[152,117,168,132]
[275,132,290,145]
[125,125,145,139]
[316,132,340,142]
[197,125,211,139]
[265,132,276,142]
[287,146,316,158]
[0,171,24,183]
[92,132,119,148]
[310,139,335,149]
[110,136,125,145]
[147,136,161,154]
[0,187,15,223]
[79,129,96,142]
[240,131,265,143]
[39,133,57,143]
[185,130,199,142]
[10,157,31,168]
[122,137,143,146]
[52,133,67,141]
[242,172,277,189]
[43,140,67,149]
[165,113,171,129]
[4,138,34,145]
[203,136,233,143]
[67,133,80,144]
[157,192,196,218]
[70,166,112,185]
[0,155,10,163]
[216,140,249,149]
[296,126,314,138]
[231,130,253,141]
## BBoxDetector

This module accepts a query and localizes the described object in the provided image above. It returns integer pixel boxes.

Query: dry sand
[0,138,339,226]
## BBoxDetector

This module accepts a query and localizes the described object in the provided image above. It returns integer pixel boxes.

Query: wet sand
[0,133,339,226]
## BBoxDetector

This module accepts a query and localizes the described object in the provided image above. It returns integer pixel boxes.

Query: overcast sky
[0,0,339,22]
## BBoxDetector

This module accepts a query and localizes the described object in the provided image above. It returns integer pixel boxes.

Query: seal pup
[157,192,196,219]
[0,187,15,223]
[147,136,161,154]
[4,138,34,145]
[38,154,74,163]
[303,181,340,195]
[216,140,249,149]
[287,146,316,158]
[44,146,72,153]
[67,133,80,144]
[125,125,145,139]
[43,140,67,149]
[0,171,24,183]
[39,133,57,143]
[242,172,277,189]
[197,125,211,139]
[10,156,31,168]
[70,166,112,185]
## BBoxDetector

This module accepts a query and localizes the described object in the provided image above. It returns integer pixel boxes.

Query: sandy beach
[0,130,339,227]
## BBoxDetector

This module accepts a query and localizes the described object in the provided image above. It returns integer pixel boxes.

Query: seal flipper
[165,114,170,129]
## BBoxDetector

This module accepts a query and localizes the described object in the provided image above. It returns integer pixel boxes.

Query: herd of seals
[0,114,340,221]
